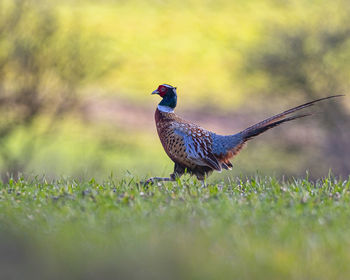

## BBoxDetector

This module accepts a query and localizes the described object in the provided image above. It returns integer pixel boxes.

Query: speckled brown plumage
[155,108,220,179]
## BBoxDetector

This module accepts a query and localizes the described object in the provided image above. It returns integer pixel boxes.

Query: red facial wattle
[158,85,167,97]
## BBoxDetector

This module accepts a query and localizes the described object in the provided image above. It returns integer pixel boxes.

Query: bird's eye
[159,86,166,93]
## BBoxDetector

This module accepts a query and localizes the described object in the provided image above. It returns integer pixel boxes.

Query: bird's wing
[172,124,222,171]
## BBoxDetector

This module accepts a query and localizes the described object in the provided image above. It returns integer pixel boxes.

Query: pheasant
[145,84,342,184]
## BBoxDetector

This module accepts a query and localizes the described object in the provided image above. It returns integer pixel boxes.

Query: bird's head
[152,84,177,111]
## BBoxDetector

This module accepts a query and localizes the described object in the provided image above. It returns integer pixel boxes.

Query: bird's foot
[143,178,155,186]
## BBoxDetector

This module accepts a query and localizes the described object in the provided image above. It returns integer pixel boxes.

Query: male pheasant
[145,84,342,184]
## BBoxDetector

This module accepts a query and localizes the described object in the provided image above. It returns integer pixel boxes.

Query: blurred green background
[1,0,349,181]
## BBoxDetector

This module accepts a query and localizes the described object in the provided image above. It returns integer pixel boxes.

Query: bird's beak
[151,89,159,95]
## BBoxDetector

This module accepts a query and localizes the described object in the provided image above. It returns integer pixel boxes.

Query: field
[1,175,350,279]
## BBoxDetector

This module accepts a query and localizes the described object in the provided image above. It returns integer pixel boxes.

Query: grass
[1,175,350,279]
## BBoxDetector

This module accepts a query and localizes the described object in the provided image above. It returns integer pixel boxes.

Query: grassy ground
[1,175,350,279]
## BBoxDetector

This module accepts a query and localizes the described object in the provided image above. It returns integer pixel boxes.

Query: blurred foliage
[0,0,349,178]
[240,1,350,175]
[0,0,115,176]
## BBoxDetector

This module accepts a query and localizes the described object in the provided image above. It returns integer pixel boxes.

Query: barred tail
[241,114,310,140]
[240,95,343,141]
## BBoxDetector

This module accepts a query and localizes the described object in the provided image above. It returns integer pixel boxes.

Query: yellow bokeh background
[0,0,349,180]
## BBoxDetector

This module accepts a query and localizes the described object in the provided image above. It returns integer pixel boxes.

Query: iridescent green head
[152,84,177,110]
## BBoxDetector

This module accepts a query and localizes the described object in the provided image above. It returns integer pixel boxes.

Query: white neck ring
[158,105,174,113]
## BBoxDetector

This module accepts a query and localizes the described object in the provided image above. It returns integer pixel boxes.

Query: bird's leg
[144,163,185,186]
[197,173,208,189]
[144,174,176,186]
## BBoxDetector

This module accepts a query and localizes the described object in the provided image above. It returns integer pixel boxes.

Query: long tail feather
[240,95,343,140]
[242,114,311,140]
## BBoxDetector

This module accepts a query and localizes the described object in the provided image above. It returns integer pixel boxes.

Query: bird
[145,84,343,185]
